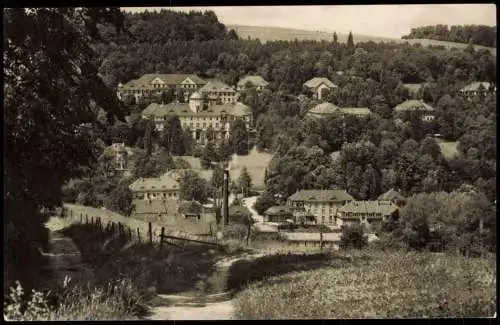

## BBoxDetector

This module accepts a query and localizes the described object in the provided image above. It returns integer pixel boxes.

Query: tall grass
[4,277,146,321]
[233,250,496,319]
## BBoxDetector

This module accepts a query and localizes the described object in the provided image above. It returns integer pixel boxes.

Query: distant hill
[228,24,496,56]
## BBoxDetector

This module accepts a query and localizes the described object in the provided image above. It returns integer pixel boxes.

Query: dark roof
[288,189,354,202]
[264,205,293,216]
[178,201,203,215]
[377,189,406,202]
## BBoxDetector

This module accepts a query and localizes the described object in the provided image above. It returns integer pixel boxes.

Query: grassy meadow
[228,25,496,56]
[233,250,496,319]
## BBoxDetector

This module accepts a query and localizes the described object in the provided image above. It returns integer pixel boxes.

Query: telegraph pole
[223,168,230,226]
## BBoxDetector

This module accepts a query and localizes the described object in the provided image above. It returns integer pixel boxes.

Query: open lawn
[233,250,496,319]
[177,148,273,190]
[228,25,496,56]
[437,140,459,159]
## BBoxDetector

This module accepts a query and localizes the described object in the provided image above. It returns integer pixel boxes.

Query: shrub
[340,224,367,249]
[4,277,146,321]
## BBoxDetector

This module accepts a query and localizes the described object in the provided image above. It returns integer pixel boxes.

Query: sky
[122,4,496,39]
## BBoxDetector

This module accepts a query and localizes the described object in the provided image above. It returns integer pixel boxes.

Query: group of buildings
[263,188,406,230]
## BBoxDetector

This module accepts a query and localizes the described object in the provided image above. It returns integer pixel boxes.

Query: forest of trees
[5,7,497,299]
[402,24,497,47]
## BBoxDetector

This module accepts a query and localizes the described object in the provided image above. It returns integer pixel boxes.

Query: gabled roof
[337,201,399,218]
[377,188,406,202]
[142,102,251,118]
[229,205,252,218]
[304,77,337,89]
[460,82,495,92]
[394,100,435,112]
[129,174,180,192]
[264,205,293,216]
[237,75,269,87]
[122,74,206,90]
[178,200,203,215]
[288,189,354,202]
[200,79,236,93]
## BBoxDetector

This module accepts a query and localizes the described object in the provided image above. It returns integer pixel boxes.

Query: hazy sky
[122,4,496,39]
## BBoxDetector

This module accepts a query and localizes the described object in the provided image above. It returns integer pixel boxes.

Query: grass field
[437,140,459,159]
[228,25,496,56]
[233,250,496,319]
[177,147,274,190]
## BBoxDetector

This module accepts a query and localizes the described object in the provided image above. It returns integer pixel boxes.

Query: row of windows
[135,192,178,199]
[344,212,384,217]
[182,122,223,129]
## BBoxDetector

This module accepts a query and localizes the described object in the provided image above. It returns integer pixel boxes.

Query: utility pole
[223,168,230,226]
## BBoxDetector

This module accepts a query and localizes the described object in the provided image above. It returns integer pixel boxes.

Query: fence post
[85,214,88,224]
[148,222,153,245]
[128,228,132,241]
[137,228,141,244]
[91,216,94,225]
[80,213,82,223]
[159,227,165,253]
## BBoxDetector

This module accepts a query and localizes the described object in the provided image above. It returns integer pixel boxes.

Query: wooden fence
[61,207,223,254]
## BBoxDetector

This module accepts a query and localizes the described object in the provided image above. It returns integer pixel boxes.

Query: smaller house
[282,232,341,249]
[377,188,406,207]
[264,205,294,224]
[393,99,436,122]
[129,173,181,201]
[199,79,237,104]
[337,201,399,229]
[237,75,269,92]
[303,77,338,100]
[178,200,203,220]
[459,82,496,100]
[307,103,371,119]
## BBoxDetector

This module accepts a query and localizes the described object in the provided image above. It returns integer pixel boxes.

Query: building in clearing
[237,75,269,92]
[393,99,436,122]
[263,205,294,223]
[287,189,355,225]
[459,81,496,100]
[401,83,428,99]
[307,102,371,119]
[377,188,406,207]
[117,73,207,102]
[141,92,252,143]
[129,172,181,201]
[336,201,399,229]
[303,77,338,100]
[199,79,238,104]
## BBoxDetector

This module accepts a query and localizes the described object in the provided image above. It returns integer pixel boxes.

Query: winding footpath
[149,252,265,320]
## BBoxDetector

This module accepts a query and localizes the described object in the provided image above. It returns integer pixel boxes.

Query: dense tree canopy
[402,24,497,47]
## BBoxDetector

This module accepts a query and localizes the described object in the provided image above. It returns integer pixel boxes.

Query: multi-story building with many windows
[142,91,252,144]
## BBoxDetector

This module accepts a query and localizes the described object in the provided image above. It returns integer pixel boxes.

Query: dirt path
[149,252,265,320]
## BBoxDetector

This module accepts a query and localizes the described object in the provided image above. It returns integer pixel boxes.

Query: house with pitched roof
[459,82,496,100]
[393,99,436,122]
[129,172,181,201]
[377,188,406,207]
[287,189,355,225]
[263,205,294,223]
[142,92,252,143]
[117,73,207,102]
[303,77,338,100]
[307,102,371,119]
[199,79,237,104]
[336,200,399,228]
[237,75,269,92]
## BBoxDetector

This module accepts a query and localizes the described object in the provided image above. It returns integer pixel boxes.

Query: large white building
[142,92,252,144]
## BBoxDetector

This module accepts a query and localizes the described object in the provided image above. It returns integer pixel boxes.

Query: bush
[4,277,146,321]
[340,224,367,249]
